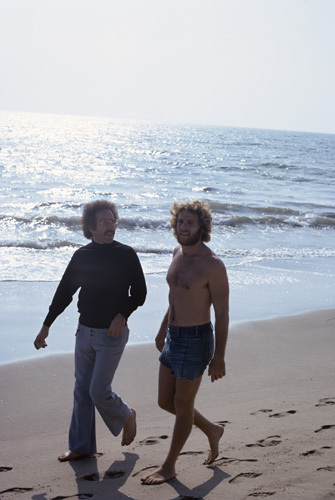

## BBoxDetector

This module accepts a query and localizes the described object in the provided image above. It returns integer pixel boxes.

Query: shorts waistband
[168,322,212,336]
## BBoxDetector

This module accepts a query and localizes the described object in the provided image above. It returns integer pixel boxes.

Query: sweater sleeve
[118,250,147,319]
[43,254,81,327]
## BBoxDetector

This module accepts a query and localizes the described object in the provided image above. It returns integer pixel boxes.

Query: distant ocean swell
[1,206,334,231]
[1,241,334,261]
[1,112,334,362]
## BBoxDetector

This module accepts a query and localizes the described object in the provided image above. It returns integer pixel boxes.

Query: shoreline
[1,308,334,499]
[1,275,334,364]
[0,306,333,367]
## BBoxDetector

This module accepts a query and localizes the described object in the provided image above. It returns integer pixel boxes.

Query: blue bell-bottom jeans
[68,323,132,454]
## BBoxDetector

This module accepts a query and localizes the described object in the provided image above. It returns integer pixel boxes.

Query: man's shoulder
[109,241,139,261]
[72,242,93,254]
[206,248,226,271]
[112,240,136,253]
[198,244,222,262]
[68,243,94,263]
[172,245,182,257]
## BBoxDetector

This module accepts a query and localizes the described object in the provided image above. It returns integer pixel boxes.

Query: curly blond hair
[170,200,212,242]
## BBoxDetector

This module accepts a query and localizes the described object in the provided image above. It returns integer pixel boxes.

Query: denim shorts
[159,322,214,381]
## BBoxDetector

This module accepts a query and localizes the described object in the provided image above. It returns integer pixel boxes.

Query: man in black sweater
[33,200,147,462]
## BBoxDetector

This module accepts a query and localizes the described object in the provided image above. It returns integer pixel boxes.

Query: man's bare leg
[142,369,202,485]
[121,408,137,446]
[193,409,224,464]
[148,365,224,466]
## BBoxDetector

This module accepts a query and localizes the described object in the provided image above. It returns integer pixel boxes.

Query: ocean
[1,110,334,363]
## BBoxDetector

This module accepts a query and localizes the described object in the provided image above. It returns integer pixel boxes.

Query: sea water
[0,111,334,362]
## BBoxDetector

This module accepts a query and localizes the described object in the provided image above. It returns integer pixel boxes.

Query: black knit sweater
[44,240,147,328]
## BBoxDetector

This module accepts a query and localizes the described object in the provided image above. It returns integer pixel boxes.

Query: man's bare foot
[204,424,224,464]
[121,409,136,446]
[58,450,91,462]
[141,466,176,485]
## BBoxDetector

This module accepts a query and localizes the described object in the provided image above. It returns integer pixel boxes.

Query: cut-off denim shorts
[159,322,214,381]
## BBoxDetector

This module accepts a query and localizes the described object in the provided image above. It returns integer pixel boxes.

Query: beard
[177,228,202,246]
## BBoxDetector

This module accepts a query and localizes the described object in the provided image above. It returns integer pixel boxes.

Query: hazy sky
[1,0,334,133]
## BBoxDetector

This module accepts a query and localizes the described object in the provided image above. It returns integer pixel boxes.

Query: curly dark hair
[170,200,212,242]
[81,200,118,239]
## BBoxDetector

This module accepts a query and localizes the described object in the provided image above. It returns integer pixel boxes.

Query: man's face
[90,209,118,244]
[176,210,202,246]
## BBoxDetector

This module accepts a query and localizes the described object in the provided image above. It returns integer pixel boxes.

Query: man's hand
[34,325,49,350]
[107,314,126,337]
[155,330,167,352]
[208,356,226,382]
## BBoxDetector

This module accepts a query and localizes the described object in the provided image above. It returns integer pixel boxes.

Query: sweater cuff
[118,307,132,320]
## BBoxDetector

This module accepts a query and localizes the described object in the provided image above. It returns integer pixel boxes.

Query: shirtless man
[141,200,229,485]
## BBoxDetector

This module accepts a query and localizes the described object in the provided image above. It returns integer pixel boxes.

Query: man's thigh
[158,364,176,411]
[159,362,202,407]
[174,375,202,408]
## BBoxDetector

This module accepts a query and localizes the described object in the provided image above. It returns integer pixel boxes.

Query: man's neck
[180,240,206,256]
[92,238,114,245]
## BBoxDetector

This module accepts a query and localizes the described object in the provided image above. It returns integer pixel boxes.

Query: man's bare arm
[207,258,229,382]
[155,308,169,352]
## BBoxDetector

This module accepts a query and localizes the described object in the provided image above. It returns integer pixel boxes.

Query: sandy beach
[1,308,334,500]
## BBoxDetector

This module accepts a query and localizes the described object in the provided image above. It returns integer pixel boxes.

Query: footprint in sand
[105,469,126,479]
[82,469,126,481]
[177,496,203,500]
[52,494,93,500]
[269,410,296,418]
[82,472,100,481]
[179,450,205,457]
[215,456,258,466]
[316,397,335,407]
[229,472,262,484]
[248,492,276,497]
[139,435,169,445]
[132,465,159,477]
[0,488,34,495]
[246,435,281,448]
[314,424,335,433]
[215,420,230,426]
[250,409,273,415]
[301,447,332,457]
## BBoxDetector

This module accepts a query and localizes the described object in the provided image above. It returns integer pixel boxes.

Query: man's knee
[173,395,193,416]
[158,395,174,413]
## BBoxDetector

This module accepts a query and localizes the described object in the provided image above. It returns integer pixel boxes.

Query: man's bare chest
[167,256,208,291]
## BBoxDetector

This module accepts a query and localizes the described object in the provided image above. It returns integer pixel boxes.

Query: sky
[1,0,334,134]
